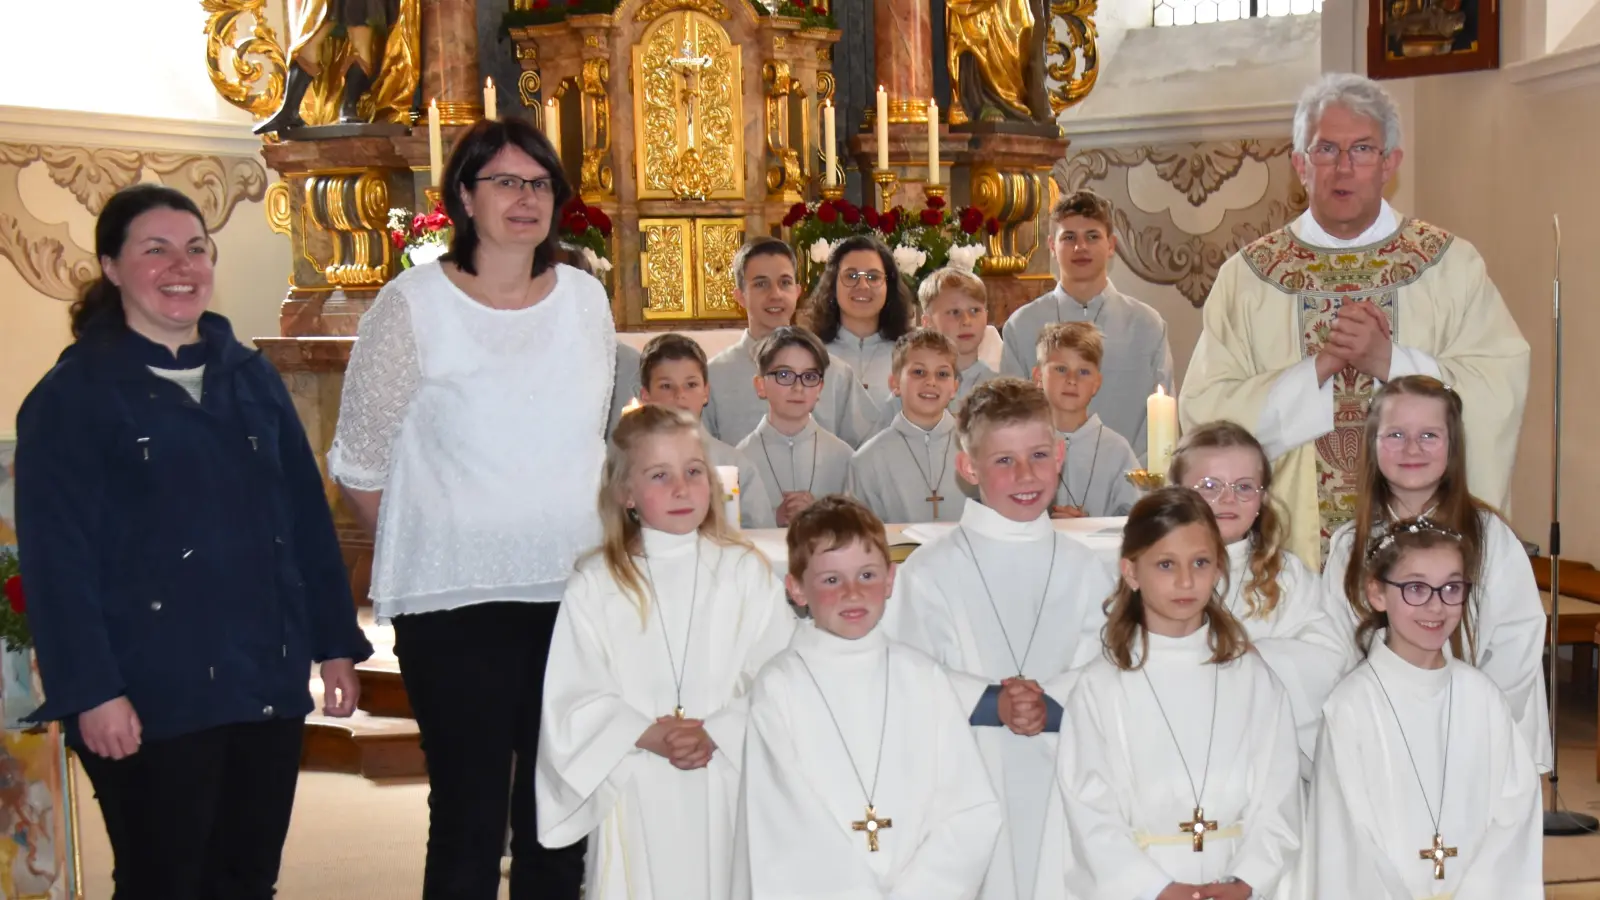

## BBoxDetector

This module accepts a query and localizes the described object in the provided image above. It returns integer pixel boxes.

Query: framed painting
[0,722,82,900]
[1368,0,1500,79]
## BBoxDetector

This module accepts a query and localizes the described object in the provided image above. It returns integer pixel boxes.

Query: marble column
[422,0,481,120]
[873,0,933,121]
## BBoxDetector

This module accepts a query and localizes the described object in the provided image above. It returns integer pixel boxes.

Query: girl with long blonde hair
[534,404,796,900]
[1170,421,1350,774]
[1319,375,1550,773]
[1048,487,1301,900]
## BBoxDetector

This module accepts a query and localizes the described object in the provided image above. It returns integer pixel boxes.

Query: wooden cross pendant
[673,706,686,719]
[927,493,944,518]
[852,805,893,852]
[1419,832,1457,879]
[1180,807,1218,852]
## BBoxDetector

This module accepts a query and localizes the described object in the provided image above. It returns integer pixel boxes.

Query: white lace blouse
[327,262,616,619]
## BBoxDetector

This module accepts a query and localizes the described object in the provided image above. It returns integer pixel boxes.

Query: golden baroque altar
[510,0,841,328]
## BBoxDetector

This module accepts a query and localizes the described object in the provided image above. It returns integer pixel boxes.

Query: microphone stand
[1544,213,1597,835]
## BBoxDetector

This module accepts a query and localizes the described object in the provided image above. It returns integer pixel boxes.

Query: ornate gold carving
[519,70,543,107]
[1046,0,1100,114]
[635,0,731,20]
[817,45,832,63]
[433,101,485,126]
[1059,140,1307,305]
[773,36,787,50]
[948,0,1035,122]
[969,162,1046,274]
[202,0,288,119]
[265,181,293,235]
[366,0,424,124]
[641,220,689,317]
[0,143,268,301]
[581,58,614,200]
[697,219,745,314]
[763,61,803,203]
[634,11,744,201]
[301,170,393,287]
[586,34,601,48]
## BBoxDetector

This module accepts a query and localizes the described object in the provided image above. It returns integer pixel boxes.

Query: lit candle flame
[623,396,643,414]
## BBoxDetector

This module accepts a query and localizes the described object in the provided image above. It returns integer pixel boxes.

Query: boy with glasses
[736,327,854,527]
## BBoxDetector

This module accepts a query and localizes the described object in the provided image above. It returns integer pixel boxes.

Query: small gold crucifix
[926,493,944,518]
[1180,807,1218,852]
[852,805,893,852]
[1419,832,1457,879]
[673,705,686,719]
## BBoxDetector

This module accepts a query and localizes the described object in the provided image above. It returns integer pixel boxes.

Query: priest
[1178,73,1530,568]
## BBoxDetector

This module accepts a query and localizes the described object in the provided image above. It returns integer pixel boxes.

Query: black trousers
[394,600,586,900]
[76,718,304,900]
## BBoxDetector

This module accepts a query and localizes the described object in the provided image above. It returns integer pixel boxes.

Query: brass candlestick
[873,169,898,211]
[821,184,845,202]
[423,186,442,210]
[923,183,947,204]
[1125,470,1167,493]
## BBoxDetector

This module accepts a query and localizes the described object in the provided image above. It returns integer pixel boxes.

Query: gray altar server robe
[703,330,879,448]
[1053,414,1141,517]
[846,412,969,524]
[1000,282,1174,465]
[736,415,854,523]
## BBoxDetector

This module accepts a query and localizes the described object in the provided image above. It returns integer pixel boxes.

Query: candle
[876,85,889,170]
[801,95,812,174]
[427,99,443,188]
[1147,385,1179,478]
[484,76,497,120]
[545,98,562,161]
[823,100,837,188]
[928,99,939,186]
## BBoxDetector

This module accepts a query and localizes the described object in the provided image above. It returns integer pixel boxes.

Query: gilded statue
[254,0,422,134]
[947,0,1052,124]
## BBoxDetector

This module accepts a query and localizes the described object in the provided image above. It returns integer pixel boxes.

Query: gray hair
[1292,74,1402,154]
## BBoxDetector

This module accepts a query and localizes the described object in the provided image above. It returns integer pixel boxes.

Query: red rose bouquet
[387,202,454,269]
[558,198,615,274]
[0,548,27,651]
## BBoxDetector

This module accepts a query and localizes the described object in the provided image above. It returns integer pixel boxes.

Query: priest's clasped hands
[1316,299,1393,383]
[997,677,1048,736]
[637,716,717,770]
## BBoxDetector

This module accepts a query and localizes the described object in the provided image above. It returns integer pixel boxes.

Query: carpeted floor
[73,687,1600,899]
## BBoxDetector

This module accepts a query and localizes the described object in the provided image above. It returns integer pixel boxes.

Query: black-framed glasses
[1191,477,1265,503]
[473,174,555,196]
[764,369,823,388]
[843,270,886,286]
[1379,578,1471,606]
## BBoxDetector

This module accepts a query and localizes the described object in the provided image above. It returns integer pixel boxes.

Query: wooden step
[301,711,426,780]
[356,659,412,719]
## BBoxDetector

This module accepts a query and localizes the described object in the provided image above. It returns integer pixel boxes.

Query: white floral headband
[1364,517,1463,563]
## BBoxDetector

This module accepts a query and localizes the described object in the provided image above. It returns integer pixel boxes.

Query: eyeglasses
[764,369,823,388]
[1306,142,1385,168]
[1379,578,1471,607]
[1191,477,1265,503]
[843,271,886,286]
[473,174,555,197]
[1378,431,1445,451]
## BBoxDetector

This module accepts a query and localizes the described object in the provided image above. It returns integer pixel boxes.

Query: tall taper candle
[484,77,497,120]
[1147,385,1179,477]
[823,100,837,187]
[545,98,562,161]
[928,99,939,186]
[427,99,443,187]
[876,85,889,170]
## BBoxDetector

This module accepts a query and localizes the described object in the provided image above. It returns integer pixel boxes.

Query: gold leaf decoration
[1046,0,1100,114]
[202,0,288,120]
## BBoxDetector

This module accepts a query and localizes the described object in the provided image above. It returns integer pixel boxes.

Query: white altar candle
[823,100,837,187]
[545,98,562,161]
[928,99,939,186]
[876,85,889,170]
[427,99,443,187]
[484,76,497,120]
[1147,385,1178,478]
[717,466,741,531]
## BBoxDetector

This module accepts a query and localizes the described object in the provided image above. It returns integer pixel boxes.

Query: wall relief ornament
[1057,139,1307,306]
[0,143,268,301]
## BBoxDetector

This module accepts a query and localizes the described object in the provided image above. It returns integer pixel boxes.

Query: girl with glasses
[1297,519,1541,898]
[1319,375,1551,774]
[1169,422,1349,779]
[803,235,914,411]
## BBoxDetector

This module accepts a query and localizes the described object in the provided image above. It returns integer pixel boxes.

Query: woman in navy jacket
[14,183,373,899]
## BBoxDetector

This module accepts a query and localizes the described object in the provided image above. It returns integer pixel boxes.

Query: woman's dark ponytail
[70,184,207,339]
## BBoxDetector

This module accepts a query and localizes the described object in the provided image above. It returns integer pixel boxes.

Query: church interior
[5,0,1600,896]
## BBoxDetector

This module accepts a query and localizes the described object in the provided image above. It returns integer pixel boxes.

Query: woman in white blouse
[328,118,613,900]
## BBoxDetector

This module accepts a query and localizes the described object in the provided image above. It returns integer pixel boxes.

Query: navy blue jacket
[14,312,373,744]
